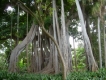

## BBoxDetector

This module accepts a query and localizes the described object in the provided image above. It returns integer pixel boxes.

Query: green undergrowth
[0,71,62,80]
[67,68,106,80]
[0,68,106,80]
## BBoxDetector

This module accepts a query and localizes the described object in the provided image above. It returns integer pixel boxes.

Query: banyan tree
[8,0,100,80]
[8,0,73,80]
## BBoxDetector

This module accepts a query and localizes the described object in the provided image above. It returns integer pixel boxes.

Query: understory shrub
[0,70,62,80]
[0,68,106,80]
[67,68,106,80]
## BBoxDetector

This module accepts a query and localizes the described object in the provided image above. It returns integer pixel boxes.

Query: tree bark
[104,22,106,67]
[97,17,102,68]
[73,37,77,71]
[52,0,59,74]
[8,23,37,72]
[75,0,98,71]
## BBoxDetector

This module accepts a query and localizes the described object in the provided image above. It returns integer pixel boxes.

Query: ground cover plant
[0,69,106,80]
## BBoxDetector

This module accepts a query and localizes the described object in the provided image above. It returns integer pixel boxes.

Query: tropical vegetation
[0,0,106,80]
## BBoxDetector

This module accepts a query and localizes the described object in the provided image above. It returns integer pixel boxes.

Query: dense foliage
[67,69,106,80]
[1,69,106,80]
[0,70,62,80]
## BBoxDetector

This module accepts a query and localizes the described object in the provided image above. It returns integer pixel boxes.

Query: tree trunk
[42,27,66,80]
[66,19,73,71]
[60,0,68,79]
[52,0,59,73]
[97,17,102,68]
[73,37,77,71]
[26,13,29,72]
[8,23,37,72]
[104,22,106,67]
[75,0,98,71]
